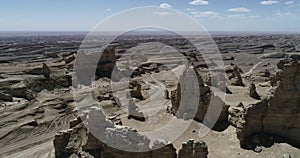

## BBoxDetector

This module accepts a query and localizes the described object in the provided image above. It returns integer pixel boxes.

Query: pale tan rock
[229,56,300,149]
[24,74,72,92]
[54,107,209,158]
[129,81,144,100]
[228,65,244,86]
[54,107,151,158]
[128,99,145,121]
[170,67,229,131]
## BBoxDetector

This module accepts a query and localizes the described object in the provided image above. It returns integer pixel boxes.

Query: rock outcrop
[128,99,145,121]
[129,81,144,100]
[64,54,76,65]
[228,65,244,86]
[54,107,151,158]
[42,63,51,80]
[257,69,271,78]
[151,139,177,158]
[131,63,168,77]
[205,73,232,94]
[0,74,71,101]
[248,82,261,100]
[225,63,243,74]
[229,56,300,149]
[24,63,51,80]
[73,46,117,86]
[178,139,208,158]
[54,107,209,158]
[170,67,229,131]
[0,92,13,102]
[0,82,34,100]
[44,52,60,58]
[95,46,116,78]
[24,74,72,92]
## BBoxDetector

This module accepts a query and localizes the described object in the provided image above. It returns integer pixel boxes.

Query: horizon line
[0,30,300,35]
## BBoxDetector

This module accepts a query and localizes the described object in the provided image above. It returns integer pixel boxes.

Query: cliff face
[229,56,300,149]
[54,107,208,158]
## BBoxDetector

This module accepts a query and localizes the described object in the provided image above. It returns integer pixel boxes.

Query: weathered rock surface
[73,46,117,86]
[0,82,34,100]
[257,69,271,78]
[248,82,261,100]
[24,74,72,92]
[0,73,71,101]
[178,139,208,158]
[129,81,144,100]
[24,67,44,75]
[228,65,244,86]
[170,67,229,131]
[42,63,51,80]
[0,89,74,153]
[223,55,235,61]
[24,63,51,80]
[229,56,300,149]
[205,73,232,94]
[260,52,286,59]
[54,107,209,158]
[151,139,177,158]
[225,64,243,74]
[127,99,145,121]
[44,52,60,58]
[131,63,168,77]
[54,106,151,158]
[95,46,116,78]
[0,92,13,102]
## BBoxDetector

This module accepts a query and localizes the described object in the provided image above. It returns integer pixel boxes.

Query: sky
[0,0,299,32]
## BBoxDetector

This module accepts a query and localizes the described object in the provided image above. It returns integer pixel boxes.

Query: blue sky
[0,0,299,32]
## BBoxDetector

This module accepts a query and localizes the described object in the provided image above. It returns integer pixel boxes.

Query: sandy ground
[4,140,55,158]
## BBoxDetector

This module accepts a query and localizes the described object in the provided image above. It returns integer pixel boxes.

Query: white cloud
[193,11,220,18]
[227,7,250,13]
[186,8,195,11]
[227,14,246,18]
[226,14,260,19]
[285,1,294,5]
[275,11,293,16]
[189,0,209,6]
[190,11,199,15]
[249,15,261,18]
[160,3,172,8]
[106,9,111,11]
[153,11,173,16]
[260,0,279,5]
